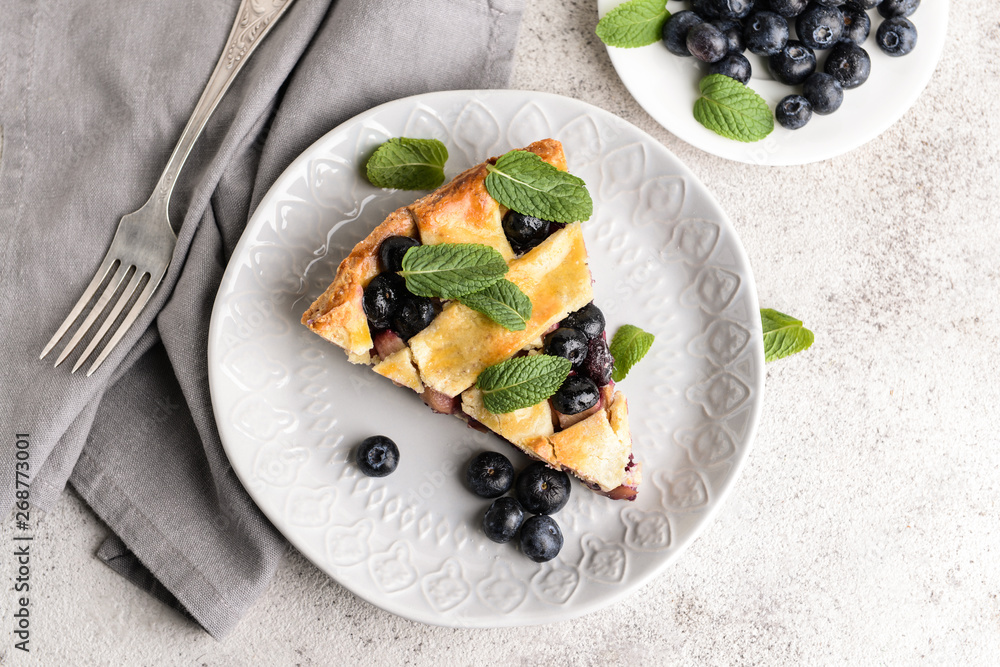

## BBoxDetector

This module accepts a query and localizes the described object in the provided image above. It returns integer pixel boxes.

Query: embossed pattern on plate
[207,90,765,627]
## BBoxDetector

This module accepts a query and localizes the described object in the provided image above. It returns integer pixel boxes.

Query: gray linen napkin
[0,0,523,638]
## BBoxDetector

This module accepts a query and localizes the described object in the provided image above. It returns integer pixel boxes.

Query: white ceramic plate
[208,90,765,627]
[597,1,948,165]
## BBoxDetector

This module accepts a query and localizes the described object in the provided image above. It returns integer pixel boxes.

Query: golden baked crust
[461,388,555,448]
[372,347,423,393]
[301,139,567,358]
[408,223,592,397]
[546,391,632,492]
[301,207,417,360]
[408,164,515,261]
[301,138,640,499]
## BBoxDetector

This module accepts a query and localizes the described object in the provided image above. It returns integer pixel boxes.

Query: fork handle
[153,0,295,212]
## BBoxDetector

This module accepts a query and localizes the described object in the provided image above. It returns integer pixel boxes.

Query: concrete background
[3,1,999,664]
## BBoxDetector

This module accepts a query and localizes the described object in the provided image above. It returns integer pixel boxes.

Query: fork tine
[82,271,162,377]
[71,269,148,374]
[87,267,167,377]
[52,263,131,368]
[40,256,120,360]
[84,271,164,377]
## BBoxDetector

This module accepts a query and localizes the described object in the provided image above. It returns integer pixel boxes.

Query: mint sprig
[609,324,655,382]
[485,150,593,223]
[596,0,670,48]
[693,74,774,143]
[761,308,814,362]
[399,243,508,299]
[365,137,449,190]
[475,355,573,414]
[458,279,533,331]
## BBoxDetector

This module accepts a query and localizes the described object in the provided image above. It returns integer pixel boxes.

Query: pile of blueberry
[545,303,615,416]
[467,452,570,562]
[661,0,921,130]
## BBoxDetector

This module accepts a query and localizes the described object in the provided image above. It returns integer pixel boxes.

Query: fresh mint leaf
[609,324,655,382]
[693,74,774,143]
[458,279,533,331]
[365,137,448,190]
[399,243,508,299]
[761,308,814,362]
[475,355,573,414]
[485,150,593,223]
[596,0,670,48]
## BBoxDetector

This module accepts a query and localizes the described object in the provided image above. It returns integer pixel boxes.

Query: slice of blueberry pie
[302,139,641,500]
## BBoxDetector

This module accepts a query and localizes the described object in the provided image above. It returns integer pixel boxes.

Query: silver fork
[40,0,296,376]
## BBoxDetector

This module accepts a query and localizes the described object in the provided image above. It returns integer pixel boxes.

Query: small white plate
[208,90,765,627]
[597,1,948,165]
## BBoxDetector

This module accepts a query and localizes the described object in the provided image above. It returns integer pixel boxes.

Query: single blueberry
[796,4,845,50]
[775,94,813,130]
[520,515,564,563]
[710,53,752,84]
[824,42,871,89]
[581,335,615,387]
[562,303,606,340]
[378,235,420,273]
[466,451,516,498]
[545,327,589,366]
[767,40,816,85]
[552,375,600,416]
[703,0,755,20]
[362,273,406,330]
[876,16,917,56]
[502,210,550,250]
[355,435,400,477]
[482,497,524,543]
[515,461,571,514]
[691,0,722,19]
[743,11,789,56]
[393,295,435,339]
[711,19,745,54]
[803,72,844,115]
[661,11,705,57]
[839,3,872,44]
[766,0,809,18]
[687,22,729,63]
[877,0,920,18]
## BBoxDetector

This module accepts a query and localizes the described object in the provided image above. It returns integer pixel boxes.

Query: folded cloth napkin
[0,0,523,638]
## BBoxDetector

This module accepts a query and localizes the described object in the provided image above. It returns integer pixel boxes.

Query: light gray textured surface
[3,0,999,664]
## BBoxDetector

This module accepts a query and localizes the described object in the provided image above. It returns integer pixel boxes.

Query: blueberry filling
[378,235,420,272]
[551,375,600,416]
[544,327,589,365]
[362,273,407,330]
[561,302,606,340]
[580,335,614,386]
[393,295,435,340]
[365,236,439,342]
